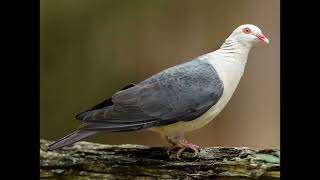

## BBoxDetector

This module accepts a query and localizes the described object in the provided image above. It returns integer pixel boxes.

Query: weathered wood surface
[40,139,280,179]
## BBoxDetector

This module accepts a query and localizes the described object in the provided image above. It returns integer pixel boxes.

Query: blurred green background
[41,0,279,148]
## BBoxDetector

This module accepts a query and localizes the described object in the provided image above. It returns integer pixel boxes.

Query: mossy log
[40,139,279,179]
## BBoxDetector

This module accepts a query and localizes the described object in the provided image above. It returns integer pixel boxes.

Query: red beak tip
[257,34,269,44]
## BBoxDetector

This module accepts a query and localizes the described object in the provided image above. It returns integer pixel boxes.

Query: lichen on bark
[40,139,279,179]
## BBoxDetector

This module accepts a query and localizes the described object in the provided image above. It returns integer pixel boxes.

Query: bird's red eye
[243,28,251,34]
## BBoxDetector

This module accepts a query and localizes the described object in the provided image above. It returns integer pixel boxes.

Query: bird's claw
[166,145,180,155]
[167,139,201,159]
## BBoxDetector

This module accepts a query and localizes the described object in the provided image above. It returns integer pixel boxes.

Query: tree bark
[40,139,279,179]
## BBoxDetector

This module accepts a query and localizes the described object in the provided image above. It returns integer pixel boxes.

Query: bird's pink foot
[167,139,201,159]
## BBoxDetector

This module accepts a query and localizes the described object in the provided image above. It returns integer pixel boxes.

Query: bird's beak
[256,34,269,44]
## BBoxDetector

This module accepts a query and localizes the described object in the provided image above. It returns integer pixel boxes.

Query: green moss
[255,154,279,164]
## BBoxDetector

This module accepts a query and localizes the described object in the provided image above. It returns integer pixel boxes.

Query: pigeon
[48,24,269,159]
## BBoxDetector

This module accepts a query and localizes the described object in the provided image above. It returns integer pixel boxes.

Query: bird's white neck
[203,37,254,102]
[214,38,253,65]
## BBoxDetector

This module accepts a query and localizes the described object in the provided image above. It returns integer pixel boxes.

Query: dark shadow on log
[40,139,279,179]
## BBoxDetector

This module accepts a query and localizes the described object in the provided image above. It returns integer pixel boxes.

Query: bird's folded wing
[76,60,224,131]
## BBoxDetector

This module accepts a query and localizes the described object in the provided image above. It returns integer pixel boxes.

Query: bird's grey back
[137,59,223,123]
[76,58,224,130]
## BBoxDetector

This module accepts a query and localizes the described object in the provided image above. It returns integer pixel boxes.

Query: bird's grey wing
[75,83,136,119]
[77,60,223,131]
[134,60,224,125]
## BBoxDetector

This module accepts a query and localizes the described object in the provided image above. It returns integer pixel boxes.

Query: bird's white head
[228,24,269,47]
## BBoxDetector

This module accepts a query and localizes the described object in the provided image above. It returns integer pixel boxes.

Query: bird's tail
[48,130,96,150]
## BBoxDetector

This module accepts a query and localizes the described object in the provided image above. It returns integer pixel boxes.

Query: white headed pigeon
[48,24,269,159]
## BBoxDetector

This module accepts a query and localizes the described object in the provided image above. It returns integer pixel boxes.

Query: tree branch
[40,139,279,179]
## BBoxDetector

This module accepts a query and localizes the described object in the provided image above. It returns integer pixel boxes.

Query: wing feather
[76,59,223,131]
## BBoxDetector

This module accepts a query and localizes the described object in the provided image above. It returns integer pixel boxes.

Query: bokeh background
[40,0,279,149]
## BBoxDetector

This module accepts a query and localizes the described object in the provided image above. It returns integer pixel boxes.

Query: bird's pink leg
[176,147,187,159]
[166,136,201,159]
[166,144,181,155]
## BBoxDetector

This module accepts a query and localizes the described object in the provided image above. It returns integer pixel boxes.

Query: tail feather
[48,130,96,150]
